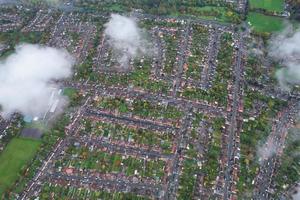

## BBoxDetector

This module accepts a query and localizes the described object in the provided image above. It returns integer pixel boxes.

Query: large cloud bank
[268,26,300,90]
[104,14,152,68]
[0,44,74,119]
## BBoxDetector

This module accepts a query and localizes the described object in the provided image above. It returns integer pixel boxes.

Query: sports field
[249,0,285,12]
[247,12,283,33]
[0,138,41,196]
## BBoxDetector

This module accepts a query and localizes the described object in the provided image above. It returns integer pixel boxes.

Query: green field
[192,6,229,22]
[63,87,77,98]
[247,12,283,33]
[171,6,240,24]
[249,0,285,12]
[0,138,41,196]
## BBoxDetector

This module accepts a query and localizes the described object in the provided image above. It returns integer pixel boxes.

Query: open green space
[5,115,70,198]
[63,87,83,106]
[107,4,126,12]
[63,88,78,98]
[172,6,241,23]
[0,31,43,45]
[249,0,285,12]
[74,1,241,23]
[247,12,283,33]
[0,137,41,196]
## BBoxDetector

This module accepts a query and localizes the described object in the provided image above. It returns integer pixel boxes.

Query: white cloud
[269,25,300,90]
[104,14,153,68]
[0,44,74,119]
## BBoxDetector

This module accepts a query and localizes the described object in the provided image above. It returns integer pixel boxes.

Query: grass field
[0,138,41,196]
[247,12,283,33]
[249,0,285,12]
[63,87,77,98]
[171,6,237,23]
